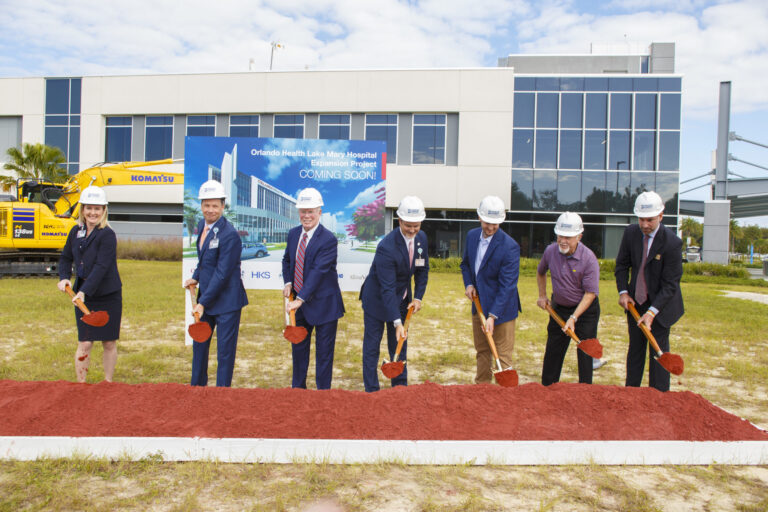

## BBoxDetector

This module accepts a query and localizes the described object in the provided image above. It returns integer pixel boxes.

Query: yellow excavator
[0,159,183,275]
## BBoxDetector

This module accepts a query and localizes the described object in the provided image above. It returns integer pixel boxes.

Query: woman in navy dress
[57,186,122,382]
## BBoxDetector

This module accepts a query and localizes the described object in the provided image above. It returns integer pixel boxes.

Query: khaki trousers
[472,314,515,384]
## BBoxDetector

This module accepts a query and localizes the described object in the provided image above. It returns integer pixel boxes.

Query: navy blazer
[360,228,429,323]
[59,224,122,297]
[460,227,521,324]
[615,223,684,328]
[282,223,345,325]
[192,216,248,315]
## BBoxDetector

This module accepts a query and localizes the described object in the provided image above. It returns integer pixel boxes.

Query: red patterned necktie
[635,235,649,304]
[294,233,308,294]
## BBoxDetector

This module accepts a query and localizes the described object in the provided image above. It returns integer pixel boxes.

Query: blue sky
[2,0,767,224]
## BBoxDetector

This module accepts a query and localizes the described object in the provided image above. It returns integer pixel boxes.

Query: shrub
[117,237,182,261]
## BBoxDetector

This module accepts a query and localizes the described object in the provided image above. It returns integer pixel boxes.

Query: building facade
[0,42,680,256]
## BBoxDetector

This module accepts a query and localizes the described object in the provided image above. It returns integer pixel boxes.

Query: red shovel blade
[577,338,603,359]
[658,352,684,375]
[494,368,519,387]
[81,310,109,327]
[283,325,308,344]
[381,361,405,379]
[188,321,212,343]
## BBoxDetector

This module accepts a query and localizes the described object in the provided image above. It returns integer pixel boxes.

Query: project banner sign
[183,136,386,293]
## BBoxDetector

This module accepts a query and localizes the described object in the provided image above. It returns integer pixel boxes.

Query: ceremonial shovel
[544,304,603,359]
[186,284,212,343]
[627,302,684,375]
[471,294,518,387]
[380,305,415,379]
[64,284,109,327]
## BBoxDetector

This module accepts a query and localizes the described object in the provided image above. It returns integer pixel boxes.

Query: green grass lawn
[1,260,767,511]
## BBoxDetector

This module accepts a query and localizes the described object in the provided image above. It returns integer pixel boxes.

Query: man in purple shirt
[536,212,600,385]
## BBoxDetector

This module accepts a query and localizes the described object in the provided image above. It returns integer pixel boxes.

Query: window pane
[560,78,584,91]
[656,172,679,214]
[319,114,350,124]
[635,94,657,129]
[560,93,583,128]
[659,131,680,170]
[319,125,350,140]
[45,115,69,126]
[535,77,559,91]
[557,170,581,210]
[512,129,533,168]
[609,78,632,91]
[188,115,215,125]
[274,125,304,138]
[68,128,80,162]
[230,115,259,124]
[536,93,558,128]
[610,94,631,129]
[107,116,132,126]
[633,131,655,170]
[106,126,132,161]
[274,114,304,124]
[146,116,173,126]
[584,130,606,169]
[45,79,69,114]
[413,125,445,164]
[585,77,608,91]
[559,130,581,169]
[145,127,172,160]
[660,94,681,129]
[658,78,682,92]
[511,169,533,209]
[513,93,535,127]
[534,130,557,169]
[414,114,445,124]
[69,79,81,113]
[366,125,397,163]
[514,77,535,91]
[69,115,80,126]
[630,172,655,202]
[604,171,631,213]
[633,78,658,91]
[532,170,557,210]
[609,130,630,170]
[366,114,397,124]
[45,126,68,159]
[187,126,215,136]
[229,125,259,137]
[585,94,607,128]
[582,171,606,211]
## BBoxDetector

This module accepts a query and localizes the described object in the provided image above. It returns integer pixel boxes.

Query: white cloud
[346,181,384,209]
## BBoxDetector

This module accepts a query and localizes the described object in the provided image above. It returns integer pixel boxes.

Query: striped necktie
[294,233,308,294]
[635,234,649,304]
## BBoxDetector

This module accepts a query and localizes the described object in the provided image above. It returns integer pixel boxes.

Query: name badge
[209,238,219,249]
[415,258,426,267]
[77,230,86,238]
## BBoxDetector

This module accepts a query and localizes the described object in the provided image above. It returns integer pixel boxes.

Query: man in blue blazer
[460,196,521,383]
[615,191,684,392]
[183,180,249,387]
[283,188,345,390]
[360,196,429,392]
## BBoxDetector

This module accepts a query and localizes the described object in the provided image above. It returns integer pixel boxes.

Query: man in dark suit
[460,196,521,383]
[283,187,345,390]
[615,191,684,392]
[183,180,249,387]
[360,196,429,392]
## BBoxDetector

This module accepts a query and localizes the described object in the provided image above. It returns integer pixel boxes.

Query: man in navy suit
[183,180,248,387]
[460,196,521,383]
[360,196,429,392]
[283,187,345,390]
[615,191,684,392]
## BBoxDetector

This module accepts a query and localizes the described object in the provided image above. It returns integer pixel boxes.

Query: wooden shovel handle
[471,294,502,362]
[391,305,415,361]
[187,284,202,323]
[65,284,92,316]
[288,292,298,327]
[544,303,581,345]
[627,302,663,355]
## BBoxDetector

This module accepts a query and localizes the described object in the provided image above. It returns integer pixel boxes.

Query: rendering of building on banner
[0,41,680,259]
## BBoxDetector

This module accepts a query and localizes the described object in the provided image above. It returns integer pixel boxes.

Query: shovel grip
[392,305,415,361]
[471,294,502,362]
[187,284,202,323]
[544,304,581,345]
[288,292,298,327]
[627,302,663,355]
[65,284,92,316]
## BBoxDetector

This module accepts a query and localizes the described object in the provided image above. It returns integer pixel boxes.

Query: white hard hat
[554,211,584,237]
[477,196,506,224]
[396,196,426,222]
[198,180,226,201]
[634,191,664,218]
[80,186,107,206]
[296,187,323,208]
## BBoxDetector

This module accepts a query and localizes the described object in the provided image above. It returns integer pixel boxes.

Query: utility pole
[715,81,731,200]
[269,42,282,71]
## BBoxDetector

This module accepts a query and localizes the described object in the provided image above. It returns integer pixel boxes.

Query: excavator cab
[17,179,65,213]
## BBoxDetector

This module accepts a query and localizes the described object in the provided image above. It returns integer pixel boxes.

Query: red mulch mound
[0,380,765,441]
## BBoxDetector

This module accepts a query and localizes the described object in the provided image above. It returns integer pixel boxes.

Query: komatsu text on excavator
[0,159,183,276]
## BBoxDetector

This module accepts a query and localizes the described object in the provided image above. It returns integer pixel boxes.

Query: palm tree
[1,143,68,192]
